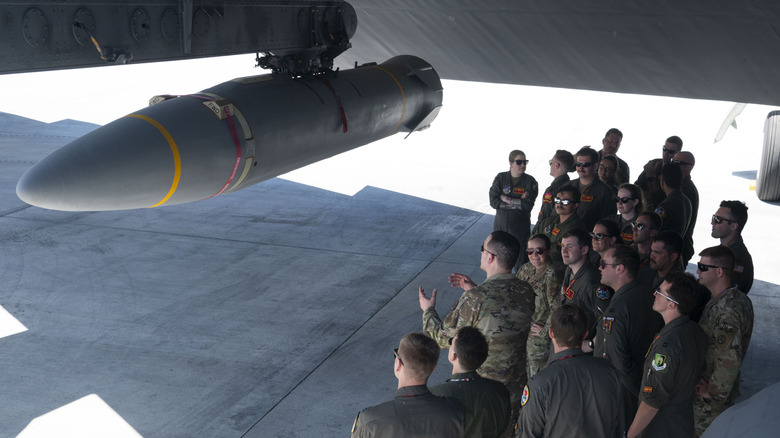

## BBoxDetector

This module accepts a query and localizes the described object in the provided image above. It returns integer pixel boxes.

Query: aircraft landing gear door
[757,111,780,202]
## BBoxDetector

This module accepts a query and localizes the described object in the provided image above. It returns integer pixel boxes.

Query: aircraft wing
[338,1,780,106]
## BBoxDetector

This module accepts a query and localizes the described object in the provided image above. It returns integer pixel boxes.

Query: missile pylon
[16,55,443,211]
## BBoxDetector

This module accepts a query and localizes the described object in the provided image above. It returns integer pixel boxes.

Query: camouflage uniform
[516,260,565,378]
[693,285,754,437]
[422,273,535,437]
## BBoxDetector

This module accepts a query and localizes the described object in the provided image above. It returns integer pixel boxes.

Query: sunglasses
[554,197,575,206]
[671,159,693,166]
[514,159,529,165]
[526,247,546,255]
[614,196,636,204]
[599,261,620,269]
[631,222,648,230]
[590,232,613,241]
[654,288,679,305]
[697,262,731,272]
[548,159,555,165]
[575,162,594,168]
[711,214,737,225]
[481,244,497,257]
[393,348,403,365]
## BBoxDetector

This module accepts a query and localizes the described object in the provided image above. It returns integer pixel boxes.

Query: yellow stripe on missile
[369,65,406,136]
[124,114,181,208]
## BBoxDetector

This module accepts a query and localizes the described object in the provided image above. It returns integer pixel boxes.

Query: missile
[16,55,443,211]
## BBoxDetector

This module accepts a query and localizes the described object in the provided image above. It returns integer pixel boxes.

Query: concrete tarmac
[1,65,780,437]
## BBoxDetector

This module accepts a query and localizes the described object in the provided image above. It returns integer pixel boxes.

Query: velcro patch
[654,206,667,219]
[564,287,575,300]
[734,264,745,274]
[643,386,653,393]
[503,186,512,194]
[602,316,615,334]
[652,353,667,371]
[580,195,594,202]
[551,227,561,236]
[513,188,525,195]
[521,385,530,406]
[543,193,553,204]
[596,287,611,300]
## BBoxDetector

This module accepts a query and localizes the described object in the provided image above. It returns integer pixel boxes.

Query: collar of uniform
[395,385,431,398]
[485,273,518,282]
[708,284,741,306]
[573,261,596,279]
[553,174,570,185]
[548,347,586,363]
[661,314,691,333]
[613,279,641,300]
[447,371,480,382]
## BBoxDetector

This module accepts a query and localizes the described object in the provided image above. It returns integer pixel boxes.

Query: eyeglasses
[614,196,636,204]
[671,159,693,166]
[711,214,737,225]
[697,262,731,272]
[631,222,648,230]
[662,146,679,154]
[654,288,680,305]
[548,159,555,165]
[481,244,497,257]
[393,348,403,365]
[526,247,546,255]
[590,232,613,241]
[554,197,575,206]
[575,162,594,168]
[514,159,529,165]
[599,261,620,269]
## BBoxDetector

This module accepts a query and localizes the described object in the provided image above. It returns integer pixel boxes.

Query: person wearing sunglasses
[351,332,466,437]
[538,149,574,225]
[710,200,753,294]
[654,163,692,246]
[532,186,585,263]
[489,149,539,266]
[430,327,511,438]
[597,127,630,184]
[606,183,644,244]
[516,234,565,379]
[420,231,535,427]
[626,272,707,438]
[630,212,661,271]
[516,304,626,438]
[571,147,615,231]
[693,246,754,437]
[594,246,664,426]
[590,219,623,268]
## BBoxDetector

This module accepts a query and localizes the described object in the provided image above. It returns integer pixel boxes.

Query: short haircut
[653,230,684,256]
[557,184,581,202]
[452,327,489,371]
[551,304,587,349]
[605,128,624,139]
[637,212,662,230]
[561,228,592,249]
[719,200,749,233]
[666,135,683,149]
[488,231,521,270]
[576,146,599,163]
[398,333,440,380]
[661,162,683,189]
[609,245,639,279]
[554,149,575,172]
[663,271,700,315]
[509,150,525,162]
[699,245,736,279]
[528,233,552,250]
[595,219,623,244]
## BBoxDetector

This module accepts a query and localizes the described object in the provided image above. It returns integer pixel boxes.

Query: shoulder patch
[734,264,745,274]
[602,316,615,334]
[643,386,653,393]
[652,353,667,371]
[596,287,611,300]
[654,206,667,219]
[543,193,553,204]
[521,385,530,406]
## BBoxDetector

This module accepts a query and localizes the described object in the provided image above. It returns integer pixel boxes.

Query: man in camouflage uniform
[516,234,565,378]
[419,231,535,437]
[693,246,754,437]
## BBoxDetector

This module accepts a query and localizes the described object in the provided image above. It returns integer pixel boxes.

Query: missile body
[16,55,443,211]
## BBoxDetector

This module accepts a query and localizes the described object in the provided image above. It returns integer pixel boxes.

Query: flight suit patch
[643,386,653,393]
[543,193,552,204]
[602,316,614,333]
[580,194,594,202]
[503,185,512,194]
[596,287,611,300]
[652,354,667,371]
[513,188,525,195]
[551,226,561,236]
[621,232,634,242]
[521,385,529,406]
[564,287,575,300]
[654,206,667,219]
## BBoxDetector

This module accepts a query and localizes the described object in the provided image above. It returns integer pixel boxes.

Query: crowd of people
[350,129,755,438]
